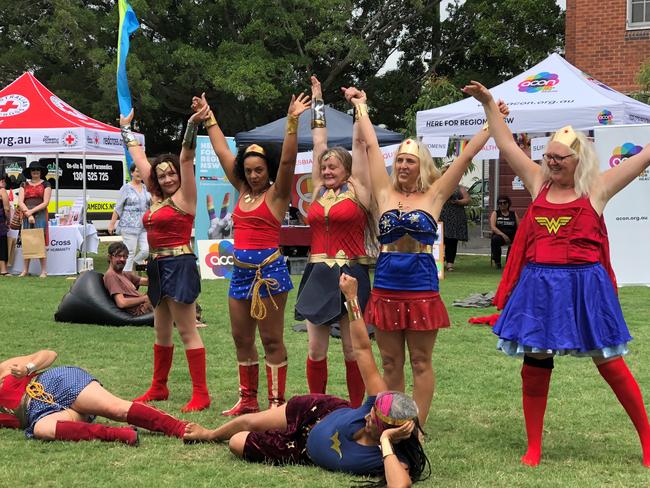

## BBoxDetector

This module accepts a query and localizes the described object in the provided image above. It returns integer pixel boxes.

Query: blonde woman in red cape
[464,80,650,467]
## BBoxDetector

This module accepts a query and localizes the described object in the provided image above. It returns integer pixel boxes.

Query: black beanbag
[55,270,154,326]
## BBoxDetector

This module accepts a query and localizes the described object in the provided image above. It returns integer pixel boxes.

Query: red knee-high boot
[126,402,187,438]
[54,421,138,446]
[181,347,211,412]
[133,344,173,403]
[266,359,287,408]
[222,361,260,417]
[306,357,327,394]
[345,360,365,408]
[521,362,553,466]
[598,357,650,466]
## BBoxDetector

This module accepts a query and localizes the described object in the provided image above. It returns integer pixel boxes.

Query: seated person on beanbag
[103,242,152,317]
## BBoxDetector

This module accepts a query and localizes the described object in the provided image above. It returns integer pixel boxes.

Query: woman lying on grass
[184,274,431,487]
[0,350,188,445]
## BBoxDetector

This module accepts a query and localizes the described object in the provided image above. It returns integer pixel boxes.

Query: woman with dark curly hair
[197,92,310,415]
[119,99,212,413]
[184,274,431,488]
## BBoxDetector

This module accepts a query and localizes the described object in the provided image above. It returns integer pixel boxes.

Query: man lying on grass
[184,274,431,488]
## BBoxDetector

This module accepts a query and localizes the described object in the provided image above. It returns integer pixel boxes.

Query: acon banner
[594,124,650,286]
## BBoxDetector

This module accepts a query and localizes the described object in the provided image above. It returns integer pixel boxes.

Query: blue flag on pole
[117,0,139,116]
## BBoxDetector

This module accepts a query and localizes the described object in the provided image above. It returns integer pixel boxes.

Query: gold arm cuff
[126,140,140,147]
[354,103,368,122]
[203,111,218,129]
[149,244,194,259]
[380,436,395,459]
[345,297,362,322]
[482,121,489,131]
[286,115,299,135]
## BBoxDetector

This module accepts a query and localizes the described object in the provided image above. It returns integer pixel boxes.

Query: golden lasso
[25,381,57,406]
[248,268,280,320]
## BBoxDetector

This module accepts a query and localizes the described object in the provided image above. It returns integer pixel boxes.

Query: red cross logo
[65,134,76,145]
[0,100,18,113]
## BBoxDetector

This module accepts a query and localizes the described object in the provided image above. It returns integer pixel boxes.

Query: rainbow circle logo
[205,240,235,278]
[597,110,613,125]
[518,72,560,93]
[609,142,643,168]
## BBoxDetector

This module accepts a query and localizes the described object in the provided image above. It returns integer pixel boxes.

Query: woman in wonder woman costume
[120,100,212,412]
[343,86,509,425]
[294,76,373,408]
[196,92,310,415]
[465,80,650,467]
[0,350,188,444]
[184,274,431,488]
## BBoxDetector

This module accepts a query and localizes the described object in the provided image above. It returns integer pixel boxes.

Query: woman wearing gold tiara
[465,80,650,467]
[343,86,509,425]
[195,92,310,416]
[294,76,373,408]
[0,350,190,444]
[119,101,212,412]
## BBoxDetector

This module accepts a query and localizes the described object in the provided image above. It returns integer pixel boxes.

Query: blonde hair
[541,131,598,197]
[318,147,352,177]
[390,139,441,192]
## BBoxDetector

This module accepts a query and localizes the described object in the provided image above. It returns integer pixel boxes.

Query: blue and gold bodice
[375,209,440,291]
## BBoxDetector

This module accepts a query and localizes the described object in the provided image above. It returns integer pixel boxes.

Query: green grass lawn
[1,250,649,487]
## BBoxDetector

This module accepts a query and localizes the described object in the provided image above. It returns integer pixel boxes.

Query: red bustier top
[143,198,194,249]
[308,185,367,258]
[233,197,280,250]
[525,185,604,264]
[0,375,34,428]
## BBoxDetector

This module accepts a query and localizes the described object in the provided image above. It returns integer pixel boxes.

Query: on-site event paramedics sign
[594,124,650,286]
[197,239,234,280]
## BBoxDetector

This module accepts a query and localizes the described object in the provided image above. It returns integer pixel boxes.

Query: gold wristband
[286,115,299,135]
[482,121,489,131]
[204,111,217,129]
[345,297,362,322]
[380,436,394,459]
[354,103,368,122]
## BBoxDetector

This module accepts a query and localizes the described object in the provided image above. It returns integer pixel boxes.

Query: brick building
[565,0,650,93]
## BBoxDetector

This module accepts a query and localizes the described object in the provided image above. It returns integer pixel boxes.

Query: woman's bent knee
[229,431,249,458]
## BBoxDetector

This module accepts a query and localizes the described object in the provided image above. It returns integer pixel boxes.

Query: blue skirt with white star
[24,366,97,438]
[228,248,293,300]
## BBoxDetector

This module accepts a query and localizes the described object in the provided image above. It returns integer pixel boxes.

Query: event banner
[195,135,238,241]
[594,124,650,286]
[197,239,234,280]
[0,127,144,154]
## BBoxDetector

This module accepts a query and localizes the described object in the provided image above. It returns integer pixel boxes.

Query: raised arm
[339,273,386,396]
[343,87,392,208]
[310,76,327,192]
[119,110,151,186]
[0,350,58,380]
[193,94,241,191]
[462,81,543,196]
[271,93,311,201]
[598,143,650,204]
[176,101,212,212]
[350,114,372,209]
[433,100,509,206]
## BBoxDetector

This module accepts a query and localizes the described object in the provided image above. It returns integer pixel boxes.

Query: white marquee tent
[416,53,650,138]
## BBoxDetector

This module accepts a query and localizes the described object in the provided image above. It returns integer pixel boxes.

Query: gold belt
[381,242,432,254]
[308,253,374,267]
[233,249,283,320]
[149,244,193,259]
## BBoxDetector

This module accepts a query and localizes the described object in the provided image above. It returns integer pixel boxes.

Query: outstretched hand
[288,92,311,118]
[496,99,510,118]
[310,75,322,100]
[119,109,134,127]
[339,273,358,300]
[341,86,366,106]
[461,81,493,104]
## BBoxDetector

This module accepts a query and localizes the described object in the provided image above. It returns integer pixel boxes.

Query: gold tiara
[550,125,579,150]
[373,407,412,427]
[155,161,174,174]
[397,138,420,158]
[244,144,266,157]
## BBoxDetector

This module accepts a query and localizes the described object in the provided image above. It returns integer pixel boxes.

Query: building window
[629,0,650,29]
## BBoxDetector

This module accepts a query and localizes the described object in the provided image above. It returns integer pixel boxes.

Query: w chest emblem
[535,216,572,234]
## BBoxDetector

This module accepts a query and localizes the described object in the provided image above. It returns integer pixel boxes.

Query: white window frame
[628,0,650,30]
